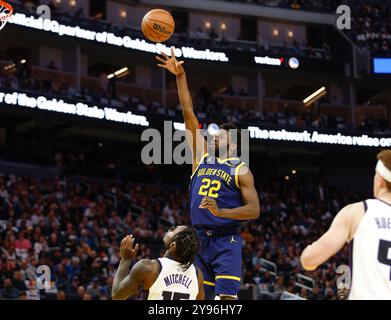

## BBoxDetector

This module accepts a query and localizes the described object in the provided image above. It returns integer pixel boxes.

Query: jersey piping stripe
[203,281,215,286]
[156,258,162,275]
[377,198,391,208]
[190,153,209,180]
[234,162,245,188]
[215,275,241,282]
[219,294,238,298]
[349,239,354,284]
[220,157,240,163]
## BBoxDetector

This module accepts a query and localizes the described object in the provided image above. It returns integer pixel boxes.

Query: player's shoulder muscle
[236,163,254,188]
[336,201,365,242]
[135,259,161,289]
[339,202,365,218]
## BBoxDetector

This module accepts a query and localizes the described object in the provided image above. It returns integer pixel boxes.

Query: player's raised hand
[120,235,139,260]
[199,196,221,217]
[156,46,185,76]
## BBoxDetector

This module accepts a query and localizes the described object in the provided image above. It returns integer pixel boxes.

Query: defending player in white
[300,150,391,300]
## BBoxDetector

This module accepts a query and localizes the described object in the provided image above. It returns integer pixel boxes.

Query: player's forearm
[176,72,197,121]
[300,239,333,271]
[112,258,131,299]
[176,71,205,158]
[219,203,260,220]
[300,245,320,271]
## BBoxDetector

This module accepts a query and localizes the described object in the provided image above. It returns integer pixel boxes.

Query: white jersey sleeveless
[349,199,391,300]
[147,257,199,300]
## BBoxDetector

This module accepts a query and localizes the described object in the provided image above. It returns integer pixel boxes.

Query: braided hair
[171,227,200,271]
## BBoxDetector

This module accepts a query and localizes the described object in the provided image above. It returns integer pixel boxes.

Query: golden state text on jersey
[189,154,245,228]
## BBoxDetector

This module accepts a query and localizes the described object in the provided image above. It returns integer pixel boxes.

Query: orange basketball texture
[142,9,175,43]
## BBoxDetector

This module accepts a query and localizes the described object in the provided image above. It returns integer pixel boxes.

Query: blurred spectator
[1,278,19,299]
[348,3,391,56]
[56,290,66,300]
[13,271,27,291]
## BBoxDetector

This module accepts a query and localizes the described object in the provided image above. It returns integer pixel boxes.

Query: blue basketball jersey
[189,153,245,228]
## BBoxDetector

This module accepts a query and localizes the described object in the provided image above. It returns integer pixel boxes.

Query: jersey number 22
[198,178,221,198]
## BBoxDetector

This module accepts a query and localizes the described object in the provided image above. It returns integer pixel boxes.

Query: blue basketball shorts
[194,232,242,299]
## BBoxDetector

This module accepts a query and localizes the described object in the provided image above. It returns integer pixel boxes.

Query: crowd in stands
[0,0,387,302]
[14,0,391,58]
[12,0,332,60]
[1,59,389,135]
[220,0,340,13]
[0,168,368,300]
[348,2,391,56]
[175,27,332,60]
[227,0,391,56]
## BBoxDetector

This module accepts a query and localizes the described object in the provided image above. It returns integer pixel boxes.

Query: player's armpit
[196,266,205,300]
[300,202,363,270]
[111,259,153,300]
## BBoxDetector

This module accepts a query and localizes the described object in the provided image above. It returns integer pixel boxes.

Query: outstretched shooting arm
[156,47,207,173]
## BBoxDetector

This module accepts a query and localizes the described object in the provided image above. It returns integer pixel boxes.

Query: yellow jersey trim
[190,153,209,180]
[215,275,241,282]
[234,162,246,188]
[220,157,240,163]
[203,281,215,286]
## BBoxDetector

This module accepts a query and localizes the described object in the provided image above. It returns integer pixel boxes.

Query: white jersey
[147,257,199,300]
[349,199,391,300]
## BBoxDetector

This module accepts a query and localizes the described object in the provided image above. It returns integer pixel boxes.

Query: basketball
[141,9,175,43]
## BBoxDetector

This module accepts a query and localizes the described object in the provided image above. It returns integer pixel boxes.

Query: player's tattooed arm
[112,235,151,300]
[156,47,207,172]
[199,166,260,220]
[300,202,362,271]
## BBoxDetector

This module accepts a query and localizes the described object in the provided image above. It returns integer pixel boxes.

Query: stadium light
[120,9,127,19]
[3,63,15,71]
[20,59,27,64]
[107,67,129,79]
[303,87,326,107]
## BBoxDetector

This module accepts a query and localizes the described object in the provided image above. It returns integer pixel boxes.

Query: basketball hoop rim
[0,0,13,15]
[0,0,13,26]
